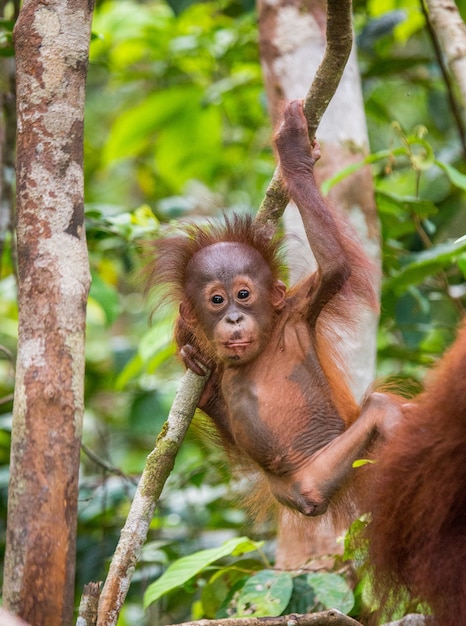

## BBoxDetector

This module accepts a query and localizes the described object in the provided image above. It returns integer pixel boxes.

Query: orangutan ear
[271,280,287,310]
[179,301,197,326]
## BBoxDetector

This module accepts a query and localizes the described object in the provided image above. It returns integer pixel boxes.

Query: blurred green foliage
[0,0,465,623]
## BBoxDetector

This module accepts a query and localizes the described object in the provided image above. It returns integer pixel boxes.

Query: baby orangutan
[146,100,401,518]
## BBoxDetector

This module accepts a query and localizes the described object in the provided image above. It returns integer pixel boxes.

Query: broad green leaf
[284,575,317,614]
[114,315,177,386]
[376,190,437,219]
[115,352,143,390]
[307,572,354,614]
[102,85,222,193]
[138,321,175,364]
[145,344,177,374]
[102,86,205,164]
[235,570,293,617]
[154,103,222,190]
[201,558,264,618]
[144,537,262,608]
[385,238,466,294]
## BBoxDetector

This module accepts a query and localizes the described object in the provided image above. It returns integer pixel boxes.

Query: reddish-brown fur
[145,101,401,522]
[364,322,466,626]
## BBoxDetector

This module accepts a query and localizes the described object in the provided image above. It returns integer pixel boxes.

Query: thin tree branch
[93,368,209,626]
[0,344,14,361]
[164,611,433,626]
[0,393,14,406]
[255,0,353,233]
[166,610,363,626]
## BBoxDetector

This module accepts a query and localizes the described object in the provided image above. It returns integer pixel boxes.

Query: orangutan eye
[237,289,250,300]
[211,294,224,304]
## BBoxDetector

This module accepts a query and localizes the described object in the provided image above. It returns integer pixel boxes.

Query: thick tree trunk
[3,2,94,625]
[258,0,380,567]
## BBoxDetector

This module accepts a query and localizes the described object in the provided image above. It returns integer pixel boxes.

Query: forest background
[0,0,466,624]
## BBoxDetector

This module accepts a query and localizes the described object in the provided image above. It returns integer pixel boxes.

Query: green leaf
[307,572,354,614]
[457,252,466,278]
[102,85,222,192]
[435,160,466,191]
[235,570,293,617]
[322,136,434,196]
[138,320,175,364]
[201,558,263,618]
[115,352,143,390]
[321,147,406,195]
[143,536,262,608]
[376,190,437,219]
[343,517,369,564]
[102,86,201,164]
[385,238,466,294]
[353,458,376,468]
[285,575,317,614]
